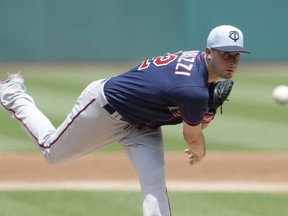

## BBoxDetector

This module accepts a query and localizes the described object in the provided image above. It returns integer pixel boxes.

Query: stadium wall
[0,0,286,61]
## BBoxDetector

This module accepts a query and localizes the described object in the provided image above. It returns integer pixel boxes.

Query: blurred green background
[1,191,288,216]
[0,0,287,61]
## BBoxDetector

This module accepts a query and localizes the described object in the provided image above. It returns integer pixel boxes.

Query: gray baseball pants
[0,79,171,216]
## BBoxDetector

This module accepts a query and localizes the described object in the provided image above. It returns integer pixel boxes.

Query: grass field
[0,191,288,216]
[0,62,288,152]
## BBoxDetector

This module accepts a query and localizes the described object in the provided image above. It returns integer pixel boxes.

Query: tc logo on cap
[229,31,240,42]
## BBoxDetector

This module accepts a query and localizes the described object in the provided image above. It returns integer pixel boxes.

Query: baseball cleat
[0,72,24,94]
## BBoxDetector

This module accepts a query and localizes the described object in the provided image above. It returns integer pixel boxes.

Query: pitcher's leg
[120,127,171,216]
[43,82,132,164]
[0,77,131,164]
[0,75,56,146]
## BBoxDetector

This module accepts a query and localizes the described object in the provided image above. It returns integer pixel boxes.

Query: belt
[96,79,125,121]
[103,104,117,115]
[103,103,124,121]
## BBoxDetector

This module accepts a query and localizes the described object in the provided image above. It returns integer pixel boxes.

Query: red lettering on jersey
[138,60,150,70]
[154,54,177,66]
[138,54,177,71]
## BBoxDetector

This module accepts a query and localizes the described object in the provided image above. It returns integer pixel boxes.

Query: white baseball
[272,85,288,104]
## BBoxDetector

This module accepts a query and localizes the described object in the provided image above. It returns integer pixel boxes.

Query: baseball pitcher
[0,25,250,216]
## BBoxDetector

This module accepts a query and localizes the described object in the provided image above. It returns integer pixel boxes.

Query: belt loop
[111,112,123,121]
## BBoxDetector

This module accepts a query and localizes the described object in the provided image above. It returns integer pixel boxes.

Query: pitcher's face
[206,48,241,80]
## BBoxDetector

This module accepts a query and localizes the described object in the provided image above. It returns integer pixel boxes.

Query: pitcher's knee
[40,149,66,165]
[43,155,62,165]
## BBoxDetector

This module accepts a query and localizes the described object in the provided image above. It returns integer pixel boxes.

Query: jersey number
[138,54,177,70]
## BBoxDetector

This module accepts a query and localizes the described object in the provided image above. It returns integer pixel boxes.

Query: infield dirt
[0,152,288,184]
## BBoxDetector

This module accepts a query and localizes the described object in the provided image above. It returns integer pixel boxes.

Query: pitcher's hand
[184,149,204,165]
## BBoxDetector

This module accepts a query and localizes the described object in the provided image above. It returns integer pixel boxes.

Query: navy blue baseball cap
[207,25,251,53]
